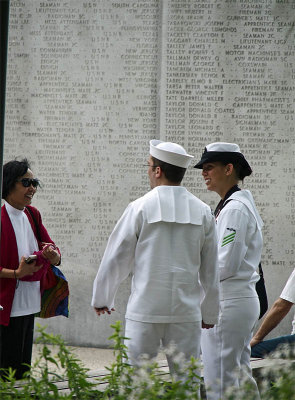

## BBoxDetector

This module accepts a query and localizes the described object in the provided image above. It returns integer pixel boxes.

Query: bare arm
[250,298,293,346]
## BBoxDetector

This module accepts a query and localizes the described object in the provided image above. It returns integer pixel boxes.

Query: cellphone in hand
[25,255,37,264]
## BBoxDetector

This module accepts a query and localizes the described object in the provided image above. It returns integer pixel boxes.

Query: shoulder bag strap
[26,207,41,242]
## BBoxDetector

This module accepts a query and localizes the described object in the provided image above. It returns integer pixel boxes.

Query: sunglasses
[18,178,40,188]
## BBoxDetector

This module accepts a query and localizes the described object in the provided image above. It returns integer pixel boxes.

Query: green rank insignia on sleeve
[221,231,236,247]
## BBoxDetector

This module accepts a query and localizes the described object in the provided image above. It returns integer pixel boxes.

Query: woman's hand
[16,256,42,279]
[41,243,60,265]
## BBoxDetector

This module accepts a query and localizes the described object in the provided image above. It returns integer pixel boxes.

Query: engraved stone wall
[4,0,295,346]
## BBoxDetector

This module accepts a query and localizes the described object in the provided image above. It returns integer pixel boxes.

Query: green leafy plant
[33,325,99,399]
[259,356,295,400]
[101,320,134,399]
[0,324,102,399]
[0,323,294,399]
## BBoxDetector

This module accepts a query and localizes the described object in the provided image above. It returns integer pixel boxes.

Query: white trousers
[125,319,202,379]
[201,297,260,400]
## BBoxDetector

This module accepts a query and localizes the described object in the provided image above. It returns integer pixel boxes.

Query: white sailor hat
[194,142,252,179]
[150,140,194,168]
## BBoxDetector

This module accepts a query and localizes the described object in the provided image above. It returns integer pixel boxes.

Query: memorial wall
[3,0,295,346]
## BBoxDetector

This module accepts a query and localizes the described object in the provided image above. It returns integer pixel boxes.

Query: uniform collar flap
[145,186,203,225]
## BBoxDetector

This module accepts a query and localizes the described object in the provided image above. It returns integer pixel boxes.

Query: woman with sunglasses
[0,159,61,379]
[194,143,263,400]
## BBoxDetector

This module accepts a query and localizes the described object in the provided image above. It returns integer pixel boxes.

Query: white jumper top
[216,190,263,300]
[92,185,220,324]
[5,202,40,316]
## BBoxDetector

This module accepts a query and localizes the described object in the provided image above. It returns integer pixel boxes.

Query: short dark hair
[2,158,31,199]
[151,156,186,184]
[219,160,244,180]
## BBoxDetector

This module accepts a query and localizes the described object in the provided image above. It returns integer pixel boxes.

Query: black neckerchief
[214,185,241,218]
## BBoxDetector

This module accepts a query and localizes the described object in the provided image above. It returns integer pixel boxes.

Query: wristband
[14,270,19,288]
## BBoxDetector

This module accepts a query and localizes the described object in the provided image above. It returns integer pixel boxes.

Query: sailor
[92,139,220,379]
[195,142,263,399]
